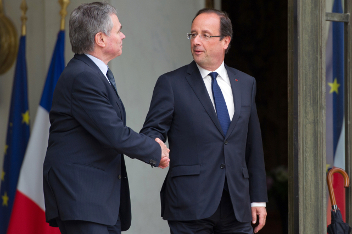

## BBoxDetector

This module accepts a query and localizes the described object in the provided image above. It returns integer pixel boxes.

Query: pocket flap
[242,167,249,178]
[170,165,200,178]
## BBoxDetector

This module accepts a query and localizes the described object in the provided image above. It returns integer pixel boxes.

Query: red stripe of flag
[7,191,60,234]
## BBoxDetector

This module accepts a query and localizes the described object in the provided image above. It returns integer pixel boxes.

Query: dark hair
[193,8,233,53]
[69,2,117,54]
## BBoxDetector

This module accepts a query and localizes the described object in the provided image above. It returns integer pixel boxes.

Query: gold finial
[59,0,70,30]
[20,0,28,36]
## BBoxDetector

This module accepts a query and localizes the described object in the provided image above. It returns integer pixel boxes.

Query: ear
[222,36,231,50]
[94,32,106,48]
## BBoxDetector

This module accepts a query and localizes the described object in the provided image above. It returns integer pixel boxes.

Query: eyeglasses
[187,33,221,41]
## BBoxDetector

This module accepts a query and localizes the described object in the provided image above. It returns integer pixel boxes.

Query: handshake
[155,138,170,169]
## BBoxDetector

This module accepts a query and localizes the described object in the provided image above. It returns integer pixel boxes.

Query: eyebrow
[190,29,212,34]
[201,30,211,34]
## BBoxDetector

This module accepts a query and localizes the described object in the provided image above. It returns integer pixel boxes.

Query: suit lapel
[109,83,125,124]
[185,61,224,136]
[75,54,125,123]
[108,78,126,124]
[118,98,126,125]
[225,65,241,140]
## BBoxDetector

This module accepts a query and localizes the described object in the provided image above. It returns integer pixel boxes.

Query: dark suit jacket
[141,61,268,222]
[43,54,161,231]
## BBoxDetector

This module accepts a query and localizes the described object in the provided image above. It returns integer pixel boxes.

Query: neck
[197,61,223,72]
[87,50,109,65]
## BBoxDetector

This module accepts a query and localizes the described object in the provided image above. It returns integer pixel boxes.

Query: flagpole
[20,0,27,36]
[59,0,70,31]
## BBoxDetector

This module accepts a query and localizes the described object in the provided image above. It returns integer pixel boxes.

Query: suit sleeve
[70,71,161,166]
[245,79,268,203]
[140,75,174,142]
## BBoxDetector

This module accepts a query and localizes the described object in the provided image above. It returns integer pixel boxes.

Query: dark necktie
[107,68,119,96]
[209,72,231,135]
[106,68,126,124]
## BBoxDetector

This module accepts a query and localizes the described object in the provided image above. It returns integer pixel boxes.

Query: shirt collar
[85,54,108,77]
[196,61,227,81]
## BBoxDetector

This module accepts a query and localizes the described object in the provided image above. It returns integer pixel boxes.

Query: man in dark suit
[43,2,169,234]
[141,8,267,234]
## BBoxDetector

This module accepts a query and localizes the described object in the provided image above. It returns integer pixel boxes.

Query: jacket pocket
[242,167,249,178]
[72,162,106,172]
[170,165,200,178]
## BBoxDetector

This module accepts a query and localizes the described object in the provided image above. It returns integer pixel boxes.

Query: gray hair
[69,2,117,54]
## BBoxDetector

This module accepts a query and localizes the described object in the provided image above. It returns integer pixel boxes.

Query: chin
[193,57,203,65]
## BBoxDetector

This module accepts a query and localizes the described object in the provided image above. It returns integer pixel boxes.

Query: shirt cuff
[251,202,266,207]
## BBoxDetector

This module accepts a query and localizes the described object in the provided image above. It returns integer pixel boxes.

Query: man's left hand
[251,206,266,233]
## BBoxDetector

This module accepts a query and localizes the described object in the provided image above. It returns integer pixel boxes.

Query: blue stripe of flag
[40,31,65,112]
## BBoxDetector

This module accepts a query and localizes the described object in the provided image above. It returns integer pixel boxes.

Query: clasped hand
[155,138,170,169]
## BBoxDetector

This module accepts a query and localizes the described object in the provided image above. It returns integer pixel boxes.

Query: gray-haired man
[43,2,169,234]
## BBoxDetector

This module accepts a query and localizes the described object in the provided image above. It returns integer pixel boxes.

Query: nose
[121,32,126,39]
[192,35,201,46]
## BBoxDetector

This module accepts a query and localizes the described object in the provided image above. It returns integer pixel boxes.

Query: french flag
[7,31,65,234]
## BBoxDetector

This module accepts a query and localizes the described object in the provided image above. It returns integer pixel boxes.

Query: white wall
[0,0,204,233]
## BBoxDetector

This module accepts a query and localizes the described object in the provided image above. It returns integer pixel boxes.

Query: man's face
[104,14,125,60]
[190,13,230,71]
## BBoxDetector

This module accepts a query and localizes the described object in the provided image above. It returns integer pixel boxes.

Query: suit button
[118,175,122,179]
[224,141,228,145]
[220,164,225,169]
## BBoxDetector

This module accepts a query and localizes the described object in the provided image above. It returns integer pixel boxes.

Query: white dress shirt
[196,62,266,208]
[196,62,234,120]
[85,54,109,82]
